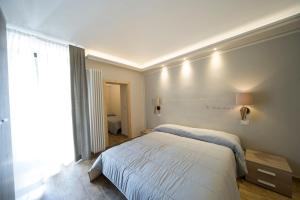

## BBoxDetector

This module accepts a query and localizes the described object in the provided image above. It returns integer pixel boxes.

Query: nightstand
[245,149,293,197]
[140,128,153,135]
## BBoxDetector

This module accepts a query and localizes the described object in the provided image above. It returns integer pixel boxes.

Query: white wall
[86,59,146,138]
[144,32,300,177]
[106,84,121,116]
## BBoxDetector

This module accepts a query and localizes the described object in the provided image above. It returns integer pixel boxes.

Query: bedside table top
[246,149,292,173]
[141,128,153,134]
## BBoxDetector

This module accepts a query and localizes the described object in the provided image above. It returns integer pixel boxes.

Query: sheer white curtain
[7,29,74,200]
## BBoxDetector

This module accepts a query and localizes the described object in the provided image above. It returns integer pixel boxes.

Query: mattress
[89,124,246,200]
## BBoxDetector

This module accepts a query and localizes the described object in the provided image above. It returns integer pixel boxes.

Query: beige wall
[144,32,300,177]
[106,84,121,116]
[86,59,145,138]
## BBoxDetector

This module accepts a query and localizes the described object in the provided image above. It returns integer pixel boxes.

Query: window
[7,29,74,199]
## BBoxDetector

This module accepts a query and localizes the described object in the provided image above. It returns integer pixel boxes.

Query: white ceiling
[1,0,300,69]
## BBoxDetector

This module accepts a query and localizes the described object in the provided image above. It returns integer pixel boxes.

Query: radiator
[86,68,105,153]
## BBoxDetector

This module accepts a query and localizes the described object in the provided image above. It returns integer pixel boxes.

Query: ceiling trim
[8,7,300,72]
[86,6,300,71]
[144,28,300,76]
[142,13,300,72]
[85,49,141,71]
[140,6,300,69]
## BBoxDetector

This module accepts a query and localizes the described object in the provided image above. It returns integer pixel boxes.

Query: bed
[107,115,121,134]
[89,124,247,200]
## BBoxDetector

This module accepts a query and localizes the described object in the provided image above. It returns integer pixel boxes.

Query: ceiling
[1,0,300,69]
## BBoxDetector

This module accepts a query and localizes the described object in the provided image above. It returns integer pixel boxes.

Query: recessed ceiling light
[214,48,217,51]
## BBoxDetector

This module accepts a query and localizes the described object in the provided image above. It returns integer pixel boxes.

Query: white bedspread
[89,131,240,200]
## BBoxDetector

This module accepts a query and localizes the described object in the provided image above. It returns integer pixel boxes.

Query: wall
[144,32,300,177]
[120,84,129,136]
[106,84,121,116]
[86,59,145,138]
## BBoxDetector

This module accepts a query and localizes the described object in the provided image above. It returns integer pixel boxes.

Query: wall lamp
[154,96,161,115]
[236,93,254,120]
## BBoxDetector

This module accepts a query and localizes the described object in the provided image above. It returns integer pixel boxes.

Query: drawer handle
[257,179,276,188]
[257,168,276,176]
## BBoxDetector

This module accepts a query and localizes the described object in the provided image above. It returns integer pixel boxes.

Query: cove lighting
[161,67,169,80]
[86,6,300,70]
[86,49,139,68]
[181,60,191,78]
[211,51,222,68]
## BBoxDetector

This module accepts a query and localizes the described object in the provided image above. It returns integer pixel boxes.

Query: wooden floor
[37,160,125,200]
[108,133,129,147]
[37,160,300,200]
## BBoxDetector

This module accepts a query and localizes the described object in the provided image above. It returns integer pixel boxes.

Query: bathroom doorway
[104,81,131,147]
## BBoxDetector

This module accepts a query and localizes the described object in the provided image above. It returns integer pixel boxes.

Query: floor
[37,160,125,200]
[108,133,129,147]
[37,160,300,200]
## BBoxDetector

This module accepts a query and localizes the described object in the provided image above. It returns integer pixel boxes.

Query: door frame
[103,80,132,147]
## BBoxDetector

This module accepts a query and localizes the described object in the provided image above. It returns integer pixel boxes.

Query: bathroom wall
[106,84,121,116]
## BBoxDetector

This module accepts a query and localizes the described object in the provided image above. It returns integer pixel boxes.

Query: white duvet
[89,125,245,200]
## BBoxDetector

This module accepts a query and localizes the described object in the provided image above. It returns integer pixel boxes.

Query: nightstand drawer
[246,161,292,197]
[246,175,292,197]
[247,161,292,184]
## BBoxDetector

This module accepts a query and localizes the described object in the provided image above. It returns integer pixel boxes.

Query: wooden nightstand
[245,149,293,197]
[140,128,153,135]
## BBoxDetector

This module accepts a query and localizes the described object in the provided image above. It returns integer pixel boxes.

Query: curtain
[69,45,91,161]
[7,29,74,199]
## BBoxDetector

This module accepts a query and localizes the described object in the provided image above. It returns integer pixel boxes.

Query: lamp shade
[236,93,253,105]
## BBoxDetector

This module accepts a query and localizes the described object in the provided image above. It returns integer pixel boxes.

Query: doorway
[104,81,132,147]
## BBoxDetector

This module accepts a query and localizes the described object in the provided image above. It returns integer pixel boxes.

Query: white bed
[89,124,247,200]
